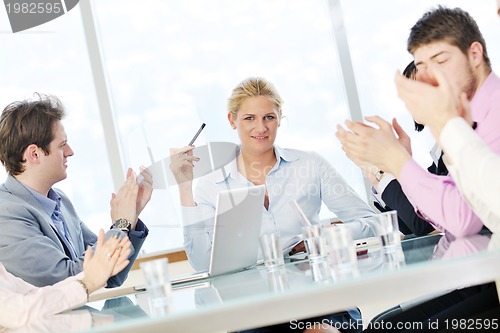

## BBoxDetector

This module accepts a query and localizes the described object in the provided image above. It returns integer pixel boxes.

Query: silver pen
[188,123,206,146]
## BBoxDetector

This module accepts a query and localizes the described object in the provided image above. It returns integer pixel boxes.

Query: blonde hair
[227,77,283,120]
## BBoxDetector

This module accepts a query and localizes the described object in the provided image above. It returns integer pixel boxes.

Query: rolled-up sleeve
[181,205,215,271]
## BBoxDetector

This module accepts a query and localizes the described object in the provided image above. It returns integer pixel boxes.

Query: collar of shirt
[429,143,442,167]
[23,185,60,217]
[212,145,300,185]
[470,71,500,124]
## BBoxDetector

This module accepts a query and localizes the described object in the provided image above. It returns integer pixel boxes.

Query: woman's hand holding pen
[169,146,200,206]
[169,146,199,184]
[169,123,205,206]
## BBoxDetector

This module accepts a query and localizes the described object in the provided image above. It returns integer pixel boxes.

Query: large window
[0,6,114,235]
[92,0,362,253]
[341,0,500,165]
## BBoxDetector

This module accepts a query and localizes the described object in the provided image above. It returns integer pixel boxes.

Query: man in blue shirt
[0,93,152,287]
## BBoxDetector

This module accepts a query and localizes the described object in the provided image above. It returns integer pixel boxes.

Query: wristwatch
[375,170,385,182]
[112,218,132,233]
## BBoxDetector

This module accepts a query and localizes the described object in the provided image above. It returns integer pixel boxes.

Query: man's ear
[24,144,41,163]
[468,41,484,68]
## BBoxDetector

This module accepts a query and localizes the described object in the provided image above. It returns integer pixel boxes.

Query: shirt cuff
[130,219,149,239]
[181,205,213,227]
[372,173,396,207]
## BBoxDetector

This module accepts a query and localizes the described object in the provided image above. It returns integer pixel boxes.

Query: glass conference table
[13,232,500,333]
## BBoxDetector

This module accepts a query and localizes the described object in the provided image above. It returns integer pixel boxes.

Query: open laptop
[170,185,266,285]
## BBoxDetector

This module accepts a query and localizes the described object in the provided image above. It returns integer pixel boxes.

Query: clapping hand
[82,230,131,294]
[110,169,138,229]
[136,166,153,221]
[395,66,472,140]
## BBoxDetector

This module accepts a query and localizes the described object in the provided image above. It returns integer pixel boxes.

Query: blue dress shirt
[182,145,375,271]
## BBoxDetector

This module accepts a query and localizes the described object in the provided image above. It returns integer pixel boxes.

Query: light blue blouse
[182,145,375,271]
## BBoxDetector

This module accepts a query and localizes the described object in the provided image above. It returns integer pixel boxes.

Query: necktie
[52,203,78,260]
[436,151,448,175]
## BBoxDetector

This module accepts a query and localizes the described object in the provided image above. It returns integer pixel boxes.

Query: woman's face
[228,96,280,155]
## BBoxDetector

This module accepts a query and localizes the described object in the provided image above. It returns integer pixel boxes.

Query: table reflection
[187,232,496,314]
[266,267,290,292]
[433,233,490,259]
[111,232,497,315]
[8,232,498,333]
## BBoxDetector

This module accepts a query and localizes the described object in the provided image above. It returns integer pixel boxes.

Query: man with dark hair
[0,93,152,287]
[393,1,500,232]
[337,6,499,330]
[337,6,500,238]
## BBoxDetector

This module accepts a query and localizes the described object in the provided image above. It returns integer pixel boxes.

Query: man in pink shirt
[336,6,500,238]
[338,6,499,331]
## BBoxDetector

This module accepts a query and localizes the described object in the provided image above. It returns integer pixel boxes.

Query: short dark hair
[408,6,491,70]
[402,61,425,132]
[0,93,65,175]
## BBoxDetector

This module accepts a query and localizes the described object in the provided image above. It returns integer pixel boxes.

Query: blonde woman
[170,77,373,333]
